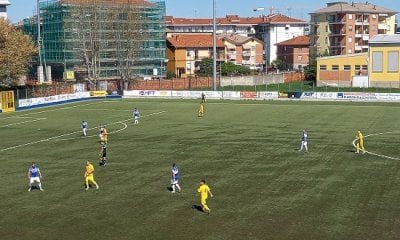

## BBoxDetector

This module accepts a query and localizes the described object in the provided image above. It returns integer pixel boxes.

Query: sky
[7,0,400,23]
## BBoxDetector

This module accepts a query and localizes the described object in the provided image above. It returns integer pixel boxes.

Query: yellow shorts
[85,175,95,183]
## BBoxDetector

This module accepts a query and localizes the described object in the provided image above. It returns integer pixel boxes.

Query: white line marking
[0,111,166,152]
[0,118,47,128]
[352,131,400,160]
[53,122,128,142]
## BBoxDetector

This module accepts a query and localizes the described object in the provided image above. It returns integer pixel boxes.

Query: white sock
[176,184,181,192]
[172,184,175,192]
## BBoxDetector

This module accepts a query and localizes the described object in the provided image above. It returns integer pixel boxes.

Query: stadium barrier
[123,90,400,102]
[7,90,400,113]
[16,92,122,111]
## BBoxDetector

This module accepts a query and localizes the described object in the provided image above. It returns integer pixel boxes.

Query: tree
[221,62,250,76]
[196,58,213,77]
[271,59,289,71]
[0,19,36,86]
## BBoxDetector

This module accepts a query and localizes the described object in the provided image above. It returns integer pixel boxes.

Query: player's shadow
[166,186,173,192]
[192,205,203,212]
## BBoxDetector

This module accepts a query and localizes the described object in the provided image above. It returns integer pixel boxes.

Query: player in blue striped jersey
[81,120,88,136]
[133,108,140,125]
[299,130,308,152]
[28,162,43,191]
[171,163,181,193]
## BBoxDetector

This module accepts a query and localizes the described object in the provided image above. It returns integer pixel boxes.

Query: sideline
[351,131,400,161]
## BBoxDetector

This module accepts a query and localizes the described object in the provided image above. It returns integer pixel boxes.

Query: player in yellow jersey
[198,103,204,117]
[197,180,213,213]
[356,129,365,154]
[84,160,99,190]
[100,126,108,144]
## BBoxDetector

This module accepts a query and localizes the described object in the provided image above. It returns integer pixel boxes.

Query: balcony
[227,54,237,60]
[242,51,251,57]
[378,23,390,30]
[355,20,370,26]
[328,19,346,25]
[330,30,346,36]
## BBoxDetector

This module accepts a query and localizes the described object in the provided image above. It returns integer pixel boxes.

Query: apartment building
[0,0,10,19]
[166,14,307,68]
[276,36,310,70]
[310,2,397,56]
[166,34,225,78]
[166,15,258,37]
[255,14,307,66]
[221,35,264,70]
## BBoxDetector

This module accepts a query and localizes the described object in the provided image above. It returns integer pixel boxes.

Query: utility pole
[212,0,217,91]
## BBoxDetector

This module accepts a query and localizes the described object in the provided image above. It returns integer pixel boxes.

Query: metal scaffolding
[23,0,166,81]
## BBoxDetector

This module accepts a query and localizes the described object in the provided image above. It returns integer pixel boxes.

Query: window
[372,14,377,19]
[285,25,290,31]
[325,37,328,44]
[348,49,352,54]
[344,65,351,71]
[348,14,353,20]
[362,65,368,70]
[355,65,361,70]
[320,65,327,70]
[332,65,339,70]
[325,25,328,32]
[348,25,353,31]
[388,51,399,72]
[348,37,352,43]
[371,25,377,32]
[372,51,383,72]
[297,55,303,61]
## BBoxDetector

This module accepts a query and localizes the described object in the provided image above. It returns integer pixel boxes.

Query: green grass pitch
[2,99,400,240]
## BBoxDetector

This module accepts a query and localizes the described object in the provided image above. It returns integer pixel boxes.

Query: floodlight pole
[37,0,41,67]
[212,0,217,91]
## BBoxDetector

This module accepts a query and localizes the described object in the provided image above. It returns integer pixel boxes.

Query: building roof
[167,34,225,48]
[276,36,310,46]
[0,0,10,5]
[310,2,397,15]
[369,34,400,44]
[60,0,154,7]
[166,13,306,26]
[220,34,263,45]
[317,52,367,61]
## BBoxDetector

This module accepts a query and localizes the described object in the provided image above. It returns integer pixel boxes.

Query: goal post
[0,91,15,113]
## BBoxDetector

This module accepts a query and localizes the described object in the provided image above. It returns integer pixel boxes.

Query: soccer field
[2,99,400,240]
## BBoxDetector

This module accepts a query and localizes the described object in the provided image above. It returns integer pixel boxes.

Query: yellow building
[369,35,400,87]
[317,53,368,87]
[166,34,225,78]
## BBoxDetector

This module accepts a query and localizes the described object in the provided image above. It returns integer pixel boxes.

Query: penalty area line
[0,110,166,152]
[351,131,400,161]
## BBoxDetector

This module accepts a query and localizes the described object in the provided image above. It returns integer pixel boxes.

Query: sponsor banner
[337,92,377,100]
[374,93,400,101]
[259,91,278,99]
[90,91,107,97]
[221,91,241,99]
[301,92,317,99]
[19,92,91,107]
[287,92,302,98]
[240,91,257,99]
[278,92,288,98]
[316,92,337,99]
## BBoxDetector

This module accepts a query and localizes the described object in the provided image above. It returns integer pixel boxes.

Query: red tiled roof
[167,34,224,48]
[60,0,153,7]
[276,36,310,46]
[166,14,306,26]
